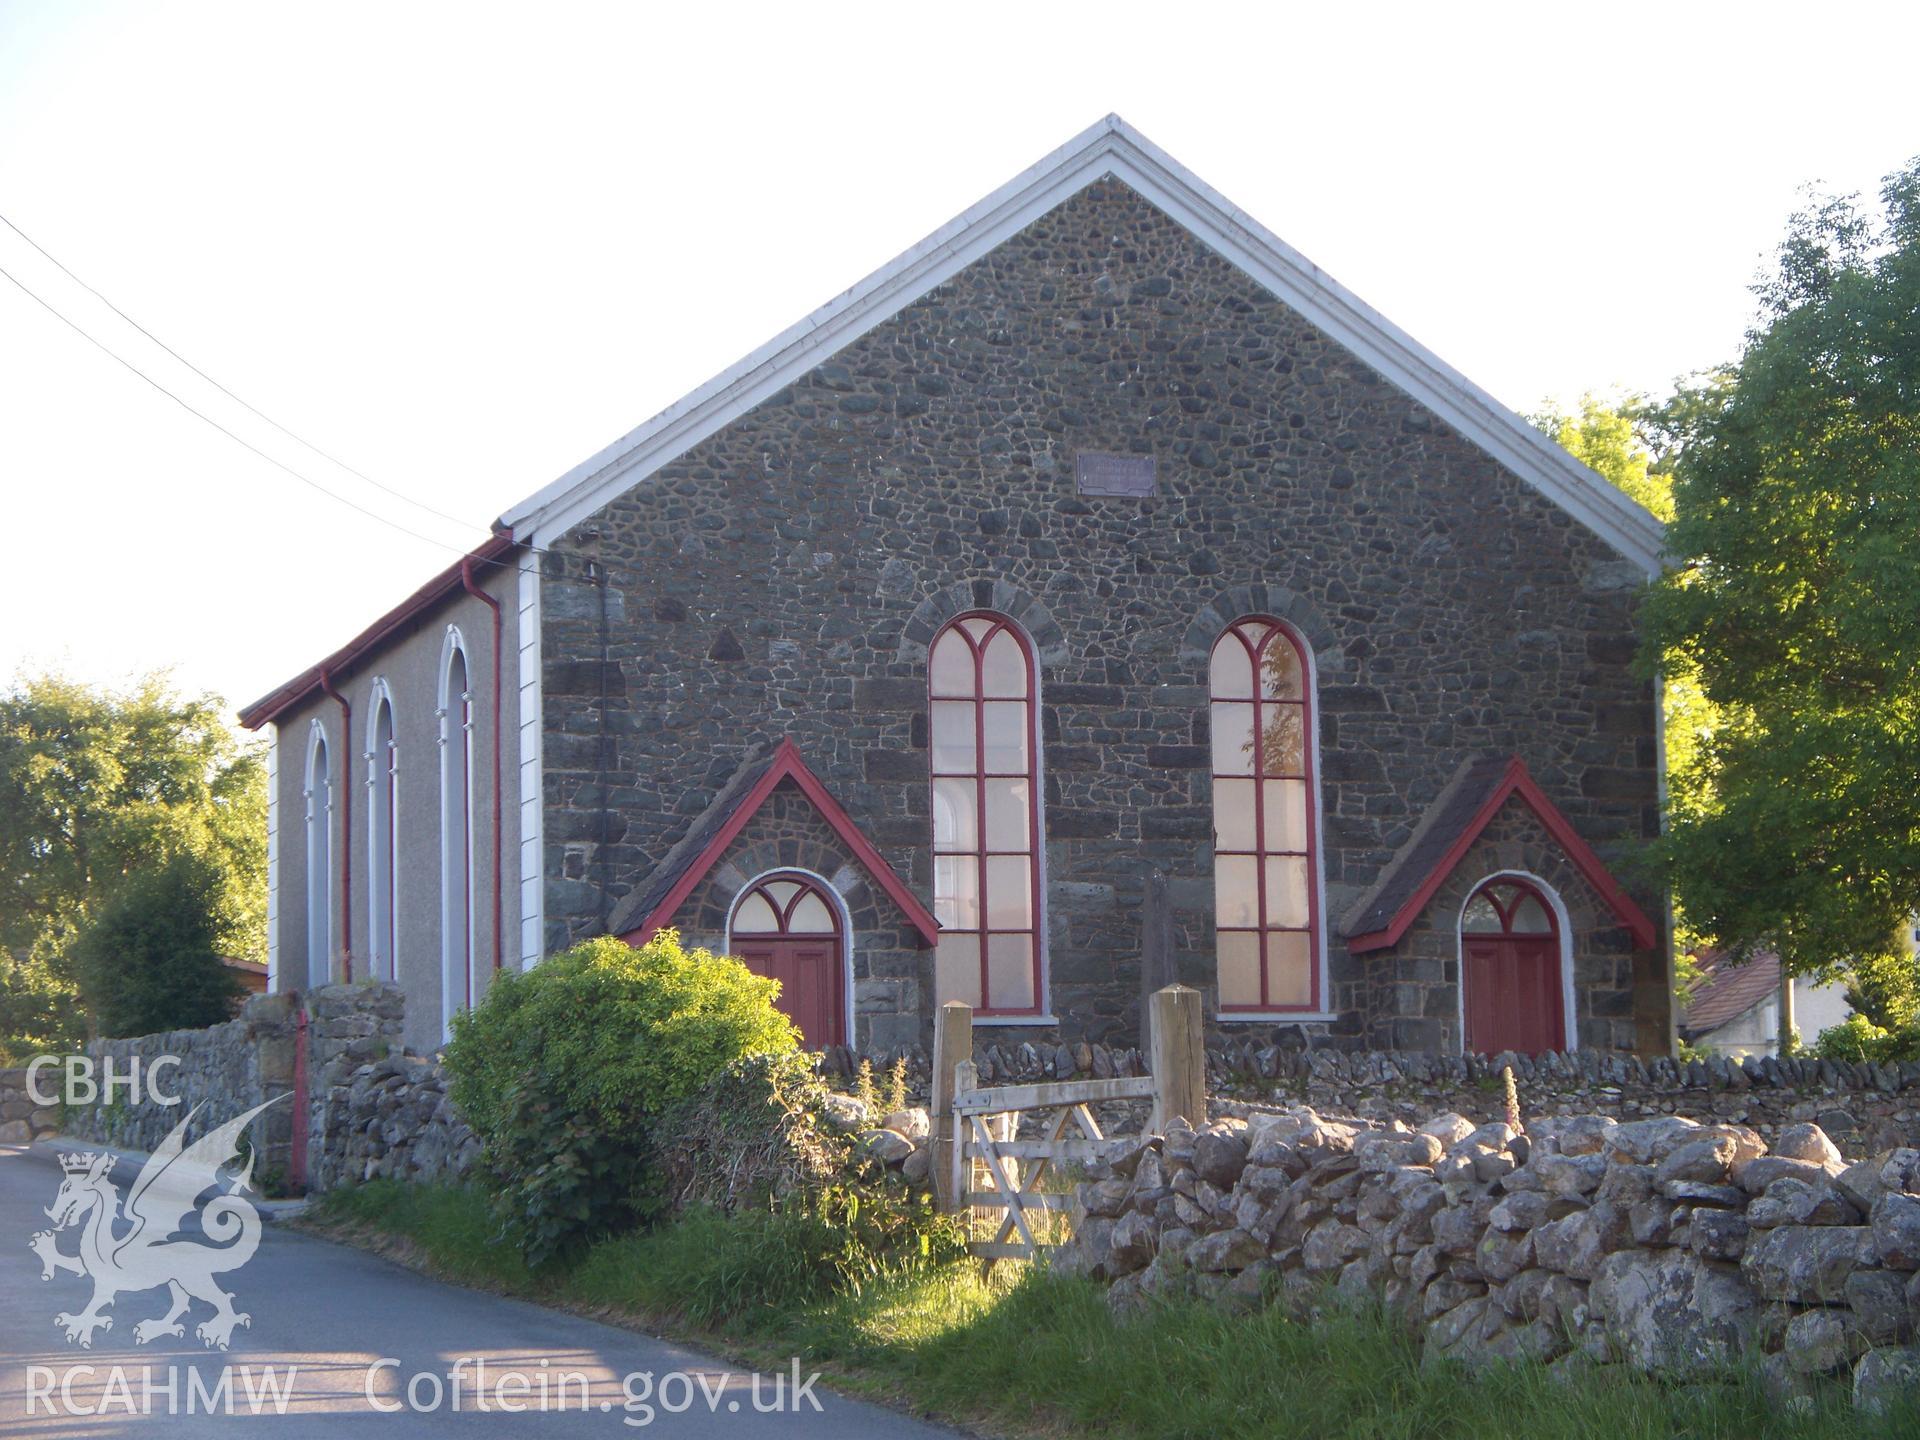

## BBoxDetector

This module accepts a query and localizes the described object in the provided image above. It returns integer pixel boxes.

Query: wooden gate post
[930,1000,973,1211]
[1148,984,1205,1132]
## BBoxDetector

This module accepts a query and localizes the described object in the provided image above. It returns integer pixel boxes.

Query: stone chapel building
[241,117,1672,1061]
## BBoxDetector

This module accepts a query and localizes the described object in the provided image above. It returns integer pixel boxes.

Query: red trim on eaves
[1347,756,1658,954]
[236,532,520,730]
[622,739,940,949]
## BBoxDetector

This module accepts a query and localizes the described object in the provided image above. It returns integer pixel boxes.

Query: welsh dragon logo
[29,1096,284,1350]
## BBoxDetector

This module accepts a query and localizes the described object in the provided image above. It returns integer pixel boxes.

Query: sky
[1,2,1915,718]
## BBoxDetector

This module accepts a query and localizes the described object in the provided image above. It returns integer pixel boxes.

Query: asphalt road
[0,1144,960,1438]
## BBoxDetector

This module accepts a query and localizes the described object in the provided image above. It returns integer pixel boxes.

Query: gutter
[237,532,518,731]
[460,558,505,976]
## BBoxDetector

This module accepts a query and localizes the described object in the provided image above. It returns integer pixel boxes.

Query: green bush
[443,931,800,1265]
[651,1050,847,1213]
[1811,1012,1920,1064]
[72,852,246,1038]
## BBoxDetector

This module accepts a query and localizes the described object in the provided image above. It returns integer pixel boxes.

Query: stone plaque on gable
[1075,451,1158,497]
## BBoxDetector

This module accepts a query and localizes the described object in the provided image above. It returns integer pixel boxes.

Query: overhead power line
[0,257,487,556]
[0,210,488,535]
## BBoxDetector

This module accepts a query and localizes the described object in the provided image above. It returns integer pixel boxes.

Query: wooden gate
[952,1070,1155,1261]
[931,985,1206,1264]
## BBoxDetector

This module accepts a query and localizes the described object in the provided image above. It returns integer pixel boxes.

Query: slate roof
[604,739,939,946]
[1341,753,1659,953]
[238,532,518,729]
[1680,949,1783,1037]
[1342,755,1515,940]
[604,743,782,938]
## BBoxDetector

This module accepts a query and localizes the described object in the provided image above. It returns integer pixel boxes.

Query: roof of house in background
[1680,949,1783,1036]
[237,532,518,729]
[496,115,1665,571]
[1342,754,1659,953]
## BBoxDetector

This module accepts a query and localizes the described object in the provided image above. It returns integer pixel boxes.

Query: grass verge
[308,1182,1908,1440]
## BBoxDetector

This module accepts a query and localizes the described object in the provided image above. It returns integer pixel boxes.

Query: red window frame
[731,872,845,941]
[1462,877,1558,938]
[929,611,1044,1016]
[1211,617,1322,1014]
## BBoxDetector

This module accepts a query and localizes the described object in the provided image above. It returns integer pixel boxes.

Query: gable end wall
[538,180,1665,1052]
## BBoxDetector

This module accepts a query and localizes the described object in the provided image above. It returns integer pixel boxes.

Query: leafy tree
[1532,391,1718,926]
[0,673,264,1059]
[72,853,246,1037]
[1534,392,1675,522]
[1640,158,1920,984]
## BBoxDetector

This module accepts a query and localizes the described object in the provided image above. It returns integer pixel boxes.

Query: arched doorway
[729,872,846,1049]
[1461,876,1568,1054]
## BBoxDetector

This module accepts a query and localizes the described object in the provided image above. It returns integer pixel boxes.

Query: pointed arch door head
[729,871,847,1050]
[1460,875,1568,1056]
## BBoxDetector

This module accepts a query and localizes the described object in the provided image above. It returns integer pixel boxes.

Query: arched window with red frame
[1211,617,1321,1014]
[929,612,1043,1016]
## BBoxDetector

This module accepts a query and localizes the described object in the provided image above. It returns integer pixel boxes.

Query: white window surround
[1213,618,1335,1025]
[1454,870,1579,1054]
[303,718,332,990]
[724,867,857,1049]
[437,625,476,1039]
[364,677,399,984]
[265,727,279,990]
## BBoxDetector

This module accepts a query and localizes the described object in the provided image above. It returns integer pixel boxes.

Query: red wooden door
[1463,936,1563,1054]
[1461,878,1565,1054]
[731,874,845,1049]
[733,938,842,1050]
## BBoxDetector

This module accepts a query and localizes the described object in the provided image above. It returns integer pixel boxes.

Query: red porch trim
[622,738,940,948]
[1346,756,1657,954]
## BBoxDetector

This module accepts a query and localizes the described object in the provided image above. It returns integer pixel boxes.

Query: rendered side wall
[266,561,522,1056]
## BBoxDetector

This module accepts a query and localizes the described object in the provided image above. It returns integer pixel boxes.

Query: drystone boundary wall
[1212,1045,1920,1158]
[846,1036,1920,1157]
[1062,1106,1920,1413]
[63,991,308,1170]
[309,1049,478,1190]
[60,983,474,1192]
[0,1068,62,1143]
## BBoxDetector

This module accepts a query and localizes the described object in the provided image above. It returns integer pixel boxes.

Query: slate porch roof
[1341,754,1658,953]
[606,738,939,947]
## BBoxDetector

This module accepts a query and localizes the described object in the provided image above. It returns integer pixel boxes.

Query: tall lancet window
[439,633,474,1033]
[1211,618,1322,1014]
[367,683,398,982]
[929,613,1044,1016]
[304,723,332,987]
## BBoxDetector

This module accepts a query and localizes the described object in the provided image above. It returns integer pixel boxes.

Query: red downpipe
[290,1004,309,1190]
[460,558,505,974]
[317,666,352,983]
